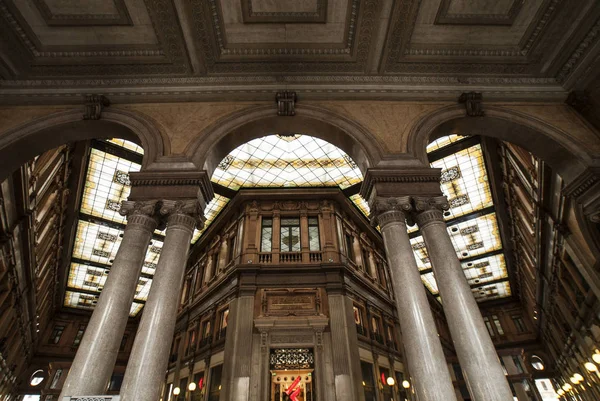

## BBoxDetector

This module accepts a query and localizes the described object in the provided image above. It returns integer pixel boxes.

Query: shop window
[512,315,526,333]
[108,373,124,391]
[379,367,393,399]
[49,325,65,345]
[72,325,86,347]
[360,361,376,401]
[308,217,320,251]
[260,218,273,252]
[483,317,495,337]
[492,315,504,335]
[208,365,223,401]
[395,371,408,399]
[281,218,301,252]
[179,377,188,399]
[192,372,205,401]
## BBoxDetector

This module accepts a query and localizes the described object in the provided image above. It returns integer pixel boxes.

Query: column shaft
[120,202,198,401]
[376,207,457,401]
[59,203,158,398]
[416,205,513,401]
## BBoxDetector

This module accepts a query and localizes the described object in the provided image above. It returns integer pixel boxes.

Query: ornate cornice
[360,168,443,203]
[557,15,600,83]
[128,170,214,206]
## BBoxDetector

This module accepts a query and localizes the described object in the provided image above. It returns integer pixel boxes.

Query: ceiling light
[386,377,395,386]
[402,380,410,389]
[562,383,572,391]
[592,353,600,364]
[570,376,579,384]
[173,387,180,395]
[584,362,597,372]
[573,373,584,382]
[556,389,564,396]
[188,382,196,391]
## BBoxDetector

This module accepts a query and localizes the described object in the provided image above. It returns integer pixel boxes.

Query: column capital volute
[370,196,412,229]
[160,199,206,231]
[119,200,161,229]
[413,196,449,228]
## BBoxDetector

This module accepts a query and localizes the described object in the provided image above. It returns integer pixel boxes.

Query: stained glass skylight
[212,135,363,190]
[65,140,229,317]
[416,136,512,303]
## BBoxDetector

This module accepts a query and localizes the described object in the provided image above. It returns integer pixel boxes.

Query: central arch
[185,105,386,178]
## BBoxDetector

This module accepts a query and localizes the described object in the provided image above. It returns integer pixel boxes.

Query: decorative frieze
[458,92,484,117]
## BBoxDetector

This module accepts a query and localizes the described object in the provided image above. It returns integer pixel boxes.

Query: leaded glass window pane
[308,218,320,251]
[281,218,301,252]
[261,218,273,252]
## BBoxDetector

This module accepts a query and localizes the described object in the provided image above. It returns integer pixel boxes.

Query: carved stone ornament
[276,91,297,116]
[160,199,206,230]
[118,200,161,230]
[369,196,412,228]
[458,92,484,117]
[413,196,449,228]
[83,94,110,120]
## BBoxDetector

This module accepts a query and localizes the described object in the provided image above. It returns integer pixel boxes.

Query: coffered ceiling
[1,0,599,101]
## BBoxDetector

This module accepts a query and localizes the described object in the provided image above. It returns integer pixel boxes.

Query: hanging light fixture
[173,387,181,395]
[402,380,410,389]
[593,352,600,364]
[573,373,584,382]
[584,362,598,372]
[188,382,197,392]
[386,377,395,386]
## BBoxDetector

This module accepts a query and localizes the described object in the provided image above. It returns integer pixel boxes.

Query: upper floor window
[260,218,273,252]
[201,320,211,340]
[280,218,301,252]
[492,315,504,335]
[512,315,526,333]
[49,325,65,345]
[308,217,320,251]
[483,317,495,338]
[73,325,86,347]
[345,234,355,261]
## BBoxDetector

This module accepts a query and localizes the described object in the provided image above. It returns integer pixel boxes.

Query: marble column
[120,200,202,401]
[59,201,159,398]
[414,196,513,401]
[371,196,457,401]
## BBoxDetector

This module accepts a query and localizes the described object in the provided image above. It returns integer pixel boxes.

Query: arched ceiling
[1,0,600,101]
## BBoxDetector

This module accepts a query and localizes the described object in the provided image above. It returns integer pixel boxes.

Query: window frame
[280,217,301,252]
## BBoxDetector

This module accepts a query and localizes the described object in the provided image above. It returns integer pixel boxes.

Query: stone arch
[185,104,387,178]
[0,107,169,180]
[408,104,596,185]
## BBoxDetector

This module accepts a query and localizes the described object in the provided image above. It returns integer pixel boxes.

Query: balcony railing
[309,251,322,262]
[258,253,272,263]
[280,252,302,263]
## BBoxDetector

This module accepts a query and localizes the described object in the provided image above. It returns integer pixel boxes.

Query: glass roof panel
[64,290,97,311]
[462,254,508,286]
[431,144,493,220]
[212,134,363,190]
[472,281,512,301]
[426,134,467,152]
[67,262,108,294]
[417,135,511,303]
[80,148,140,225]
[106,138,144,155]
[349,194,370,217]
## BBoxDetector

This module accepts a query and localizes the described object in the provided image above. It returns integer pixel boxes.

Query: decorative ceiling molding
[32,0,133,26]
[434,0,523,26]
[241,0,328,23]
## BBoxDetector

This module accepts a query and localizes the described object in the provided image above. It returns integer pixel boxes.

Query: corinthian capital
[160,199,206,231]
[413,196,450,212]
[120,200,161,217]
[370,196,412,228]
